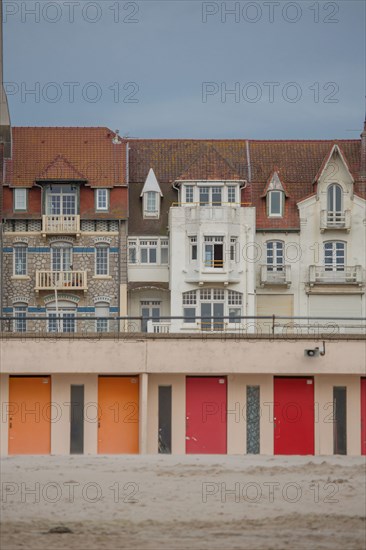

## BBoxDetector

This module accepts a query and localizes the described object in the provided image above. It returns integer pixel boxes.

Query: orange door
[8,377,51,455]
[98,377,139,454]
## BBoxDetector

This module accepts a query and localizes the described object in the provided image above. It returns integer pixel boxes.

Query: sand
[1,454,365,549]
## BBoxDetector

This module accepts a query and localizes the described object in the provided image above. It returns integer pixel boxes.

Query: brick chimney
[361,118,366,181]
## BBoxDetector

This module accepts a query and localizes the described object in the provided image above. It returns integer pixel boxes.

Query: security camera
[304,348,320,357]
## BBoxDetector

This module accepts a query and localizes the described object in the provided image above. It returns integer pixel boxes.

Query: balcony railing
[260,265,291,287]
[42,215,80,236]
[204,259,224,269]
[309,265,363,285]
[35,270,88,292]
[320,210,351,231]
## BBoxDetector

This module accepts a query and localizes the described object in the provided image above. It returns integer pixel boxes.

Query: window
[228,187,236,204]
[190,236,197,261]
[185,186,194,203]
[143,191,160,218]
[14,245,27,276]
[141,240,158,264]
[212,187,222,206]
[183,291,197,323]
[141,301,161,332]
[46,185,78,215]
[324,241,345,271]
[266,241,284,272]
[128,238,168,265]
[182,289,243,330]
[96,302,109,333]
[327,184,343,222]
[95,245,109,275]
[204,236,224,268]
[47,302,76,333]
[128,240,137,264]
[199,187,210,206]
[267,190,284,217]
[230,237,238,262]
[51,243,72,272]
[14,188,27,211]
[96,189,109,212]
[14,304,27,333]
[161,239,169,264]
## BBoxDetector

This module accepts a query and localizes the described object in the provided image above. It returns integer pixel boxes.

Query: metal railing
[1,315,365,336]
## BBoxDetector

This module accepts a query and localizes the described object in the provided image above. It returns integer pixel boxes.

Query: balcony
[260,265,291,287]
[320,210,351,232]
[35,270,88,293]
[309,265,363,286]
[42,215,80,237]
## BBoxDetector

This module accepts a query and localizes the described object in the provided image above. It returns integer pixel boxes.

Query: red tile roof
[5,127,126,187]
[175,145,242,181]
[128,138,365,230]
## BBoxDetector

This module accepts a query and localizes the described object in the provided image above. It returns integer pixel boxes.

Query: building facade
[1,127,128,334]
[1,125,365,458]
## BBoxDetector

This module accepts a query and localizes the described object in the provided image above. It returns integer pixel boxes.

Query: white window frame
[182,289,243,327]
[185,185,194,204]
[95,245,109,276]
[266,240,284,272]
[324,241,346,271]
[128,238,169,265]
[143,191,160,218]
[95,302,109,333]
[95,188,109,212]
[189,236,198,262]
[47,301,77,333]
[45,185,78,216]
[13,245,28,276]
[267,190,284,217]
[204,236,224,269]
[14,188,28,211]
[13,303,27,333]
[227,186,237,204]
[51,242,73,272]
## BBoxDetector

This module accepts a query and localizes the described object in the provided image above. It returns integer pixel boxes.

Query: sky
[3,0,366,139]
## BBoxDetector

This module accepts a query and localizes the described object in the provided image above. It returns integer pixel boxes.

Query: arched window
[51,242,73,272]
[47,300,77,333]
[13,302,27,333]
[324,241,345,271]
[95,302,110,333]
[327,184,343,222]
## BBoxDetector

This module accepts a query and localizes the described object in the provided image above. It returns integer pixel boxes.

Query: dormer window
[141,168,163,219]
[145,191,159,216]
[327,183,342,220]
[45,184,78,215]
[95,188,109,212]
[267,190,284,217]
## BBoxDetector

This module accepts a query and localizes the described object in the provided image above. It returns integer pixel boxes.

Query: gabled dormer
[261,170,289,218]
[314,144,354,231]
[140,168,163,219]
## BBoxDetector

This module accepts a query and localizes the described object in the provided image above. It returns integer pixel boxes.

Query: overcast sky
[3,0,365,139]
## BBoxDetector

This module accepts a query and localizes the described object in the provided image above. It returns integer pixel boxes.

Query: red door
[186,377,227,454]
[361,378,366,455]
[274,377,314,455]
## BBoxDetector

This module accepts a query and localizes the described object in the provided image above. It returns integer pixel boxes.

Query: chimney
[361,118,366,181]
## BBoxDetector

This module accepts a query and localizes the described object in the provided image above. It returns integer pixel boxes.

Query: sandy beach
[1,454,365,549]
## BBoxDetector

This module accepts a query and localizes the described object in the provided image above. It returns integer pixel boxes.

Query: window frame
[13,303,27,333]
[266,240,284,272]
[324,241,346,271]
[95,244,110,276]
[267,190,284,218]
[13,188,28,212]
[95,188,110,212]
[13,245,28,276]
[143,191,160,218]
[95,302,110,333]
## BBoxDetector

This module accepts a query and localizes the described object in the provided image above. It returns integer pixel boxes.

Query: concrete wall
[1,336,364,375]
